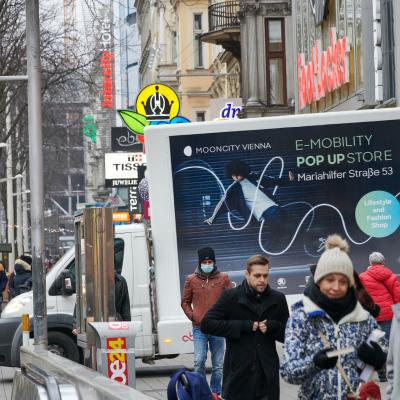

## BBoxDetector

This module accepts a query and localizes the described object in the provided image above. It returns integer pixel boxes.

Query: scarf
[243,279,270,302]
[304,281,357,323]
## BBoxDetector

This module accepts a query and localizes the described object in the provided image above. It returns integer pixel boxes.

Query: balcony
[202,1,241,59]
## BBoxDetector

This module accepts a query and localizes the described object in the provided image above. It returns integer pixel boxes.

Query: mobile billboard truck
[0,108,399,367]
[146,107,400,314]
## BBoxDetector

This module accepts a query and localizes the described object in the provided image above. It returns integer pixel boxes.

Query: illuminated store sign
[100,18,113,109]
[297,28,349,110]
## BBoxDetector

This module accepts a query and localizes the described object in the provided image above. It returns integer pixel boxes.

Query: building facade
[136,0,241,121]
[203,0,295,118]
[294,0,395,113]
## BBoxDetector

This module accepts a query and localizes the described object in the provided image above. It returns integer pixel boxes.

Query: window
[49,238,126,296]
[265,18,287,105]
[194,14,203,67]
[196,111,206,122]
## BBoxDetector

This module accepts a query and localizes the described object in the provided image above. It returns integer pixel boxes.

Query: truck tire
[47,331,79,363]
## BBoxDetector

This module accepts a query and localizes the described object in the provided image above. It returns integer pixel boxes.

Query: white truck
[1,108,399,366]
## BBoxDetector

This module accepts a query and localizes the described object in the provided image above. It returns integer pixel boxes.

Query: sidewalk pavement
[0,349,389,399]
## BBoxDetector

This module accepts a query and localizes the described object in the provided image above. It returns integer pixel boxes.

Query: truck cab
[0,223,156,366]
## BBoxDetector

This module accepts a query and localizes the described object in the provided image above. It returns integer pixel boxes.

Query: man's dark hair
[246,254,269,272]
[225,160,251,179]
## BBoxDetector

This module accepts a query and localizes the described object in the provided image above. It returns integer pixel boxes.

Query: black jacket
[0,270,8,293]
[115,273,131,321]
[10,264,32,298]
[201,282,289,400]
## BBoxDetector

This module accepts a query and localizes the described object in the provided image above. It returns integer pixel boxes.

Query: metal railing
[208,1,240,32]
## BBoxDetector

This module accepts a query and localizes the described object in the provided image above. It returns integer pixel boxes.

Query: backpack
[167,369,212,400]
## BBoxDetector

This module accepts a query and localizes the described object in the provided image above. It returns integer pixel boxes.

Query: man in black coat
[201,254,289,400]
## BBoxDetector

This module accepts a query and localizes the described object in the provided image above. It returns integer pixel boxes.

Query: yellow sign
[136,84,180,121]
[112,212,131,223]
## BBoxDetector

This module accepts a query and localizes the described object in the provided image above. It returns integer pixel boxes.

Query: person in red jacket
[181,247,232,397]
[359,251,400,338]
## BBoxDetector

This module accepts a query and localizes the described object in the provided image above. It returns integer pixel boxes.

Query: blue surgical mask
[200,264,214,274]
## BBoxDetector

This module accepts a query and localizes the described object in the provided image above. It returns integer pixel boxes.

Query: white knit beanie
[314,234,354,286]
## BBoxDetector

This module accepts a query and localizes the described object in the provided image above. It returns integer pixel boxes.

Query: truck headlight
[2,296,31,316]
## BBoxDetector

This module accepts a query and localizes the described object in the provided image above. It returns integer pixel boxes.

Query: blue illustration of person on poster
[204,159,295,248]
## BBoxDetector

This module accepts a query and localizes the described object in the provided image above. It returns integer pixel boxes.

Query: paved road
[0,350,388,399]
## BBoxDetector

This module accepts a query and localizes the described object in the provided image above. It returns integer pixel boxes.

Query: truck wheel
[48,331,79,363]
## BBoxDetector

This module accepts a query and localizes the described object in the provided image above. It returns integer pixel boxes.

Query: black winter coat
[201,282,289,400]
[10,264,32,298]
[115,273,131,321]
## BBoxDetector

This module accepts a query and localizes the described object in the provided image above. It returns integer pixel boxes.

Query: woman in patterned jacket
[281,235,387,400]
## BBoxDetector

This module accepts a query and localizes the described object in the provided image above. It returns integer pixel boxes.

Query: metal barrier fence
[12,346,153,400]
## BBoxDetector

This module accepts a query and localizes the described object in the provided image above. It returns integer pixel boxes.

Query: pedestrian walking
[201,254,289,400]
[353,270,381,318]
[359,252,400,338]
[9,254,32,299]
[181,247,232,397]
[0,261,8,312]
[386,303,400,400]
[281,234,387,400]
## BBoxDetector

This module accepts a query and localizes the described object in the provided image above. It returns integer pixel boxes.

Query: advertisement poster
[170,119,400,294]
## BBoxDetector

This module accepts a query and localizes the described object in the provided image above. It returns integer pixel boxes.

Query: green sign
[82,115,97,143]
[0,243,12,253]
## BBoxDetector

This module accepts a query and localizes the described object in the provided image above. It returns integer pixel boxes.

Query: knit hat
[15,254,32,271]
[198,247,215,265]
[314,235,355,286]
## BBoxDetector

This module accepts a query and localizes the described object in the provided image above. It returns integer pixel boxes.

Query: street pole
[16,172,23,256]
[26,0,47,349]
[5,111,15,271]
[22,175,30,253]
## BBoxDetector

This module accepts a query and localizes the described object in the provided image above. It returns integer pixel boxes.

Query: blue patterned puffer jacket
[280,295,387,400]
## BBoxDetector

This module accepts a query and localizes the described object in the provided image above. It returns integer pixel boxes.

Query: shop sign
[0,243,12,253]
[100,18,114,109]
[128,185,140,213]
[82,115,97,143]
[111,127,143,152]
[112,212,131,223]
[219,102,242,119]
[105,152,146,187]
[117,84,190,145]
[297,28,349,110]
[107,337,128,385]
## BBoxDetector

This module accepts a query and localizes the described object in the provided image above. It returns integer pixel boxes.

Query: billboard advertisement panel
[169,118,400,294]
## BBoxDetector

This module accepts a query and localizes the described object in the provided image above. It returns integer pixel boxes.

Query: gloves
[313,348,338,369]
[357,341,387,370]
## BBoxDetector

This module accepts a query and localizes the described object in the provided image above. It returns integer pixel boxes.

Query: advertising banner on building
[169,118,400,294]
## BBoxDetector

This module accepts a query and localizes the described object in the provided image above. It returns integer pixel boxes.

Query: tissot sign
[297,28,349,110]
[105,152,146,187]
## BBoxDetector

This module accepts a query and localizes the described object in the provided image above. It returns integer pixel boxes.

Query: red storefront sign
[297,28,349,110]
[101,51,114,108]
[107,337,128,385]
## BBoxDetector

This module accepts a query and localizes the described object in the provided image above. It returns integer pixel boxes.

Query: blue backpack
[167,369,212,400]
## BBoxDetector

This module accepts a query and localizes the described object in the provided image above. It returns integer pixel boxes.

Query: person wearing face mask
[181,247,232,397]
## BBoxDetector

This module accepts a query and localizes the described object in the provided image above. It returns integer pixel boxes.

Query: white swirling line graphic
[176,164,400,255]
